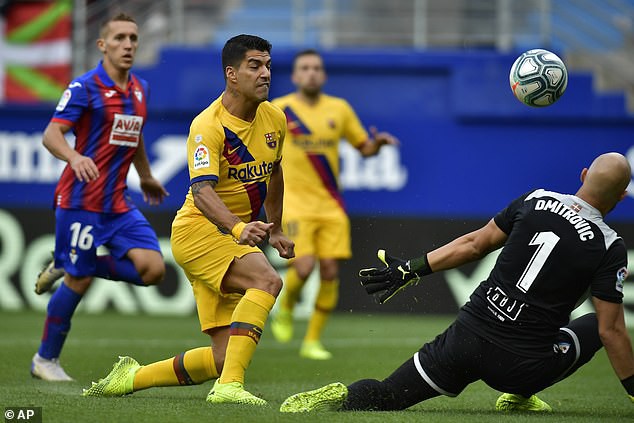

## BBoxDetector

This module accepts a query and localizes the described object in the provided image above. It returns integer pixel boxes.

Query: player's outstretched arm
[359,219,508,303]
[43,121,99,182]
[358,126,399,157]
[593,297,634,402]
[426,219,507,273]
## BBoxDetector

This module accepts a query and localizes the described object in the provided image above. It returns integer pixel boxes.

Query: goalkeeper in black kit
[280,152,634,413]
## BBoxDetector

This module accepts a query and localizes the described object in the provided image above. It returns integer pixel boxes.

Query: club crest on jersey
[264,131,278,149]
[134,89,143,102]
[193,146,210,169]
[553,342,571,354]
[109,113,143,147]
[69,248,78,264]
[616,266,628,293]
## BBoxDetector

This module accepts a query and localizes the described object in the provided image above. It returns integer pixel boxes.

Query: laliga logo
[193,145,210,170]
[625,146,634,198]
[617,266,629,283]
[194,146,207,161]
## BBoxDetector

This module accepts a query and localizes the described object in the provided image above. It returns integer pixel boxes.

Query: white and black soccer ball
[509,49,568,107]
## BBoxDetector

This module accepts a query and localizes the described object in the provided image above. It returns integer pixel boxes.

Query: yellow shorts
[282,211,351,259]
[171,216,260,332]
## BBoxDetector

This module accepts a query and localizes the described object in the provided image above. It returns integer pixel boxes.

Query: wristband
[621,374,634,397]
[231,221,246,241]
[409,253,432,277]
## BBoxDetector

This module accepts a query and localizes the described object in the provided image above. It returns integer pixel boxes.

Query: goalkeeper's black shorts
[409,313,601,397]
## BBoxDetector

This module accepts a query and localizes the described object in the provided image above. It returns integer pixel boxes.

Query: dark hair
[100,13,136,38]
[222,34,272,79]
[293,49,321,63]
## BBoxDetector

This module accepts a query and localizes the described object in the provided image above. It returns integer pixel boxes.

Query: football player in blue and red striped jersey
[31,13,168,381]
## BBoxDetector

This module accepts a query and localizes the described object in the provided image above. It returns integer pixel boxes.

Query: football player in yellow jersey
[270,49,398,360]
[83,35,294,406]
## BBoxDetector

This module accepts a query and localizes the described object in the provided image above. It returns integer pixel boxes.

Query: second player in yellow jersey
[270,49,398,360]
[274,92,366,218]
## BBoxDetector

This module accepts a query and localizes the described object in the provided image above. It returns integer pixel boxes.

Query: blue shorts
[54,208,161,277]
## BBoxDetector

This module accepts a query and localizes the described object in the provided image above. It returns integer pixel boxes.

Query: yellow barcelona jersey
[175,94,286,224]
[272,93,368,218]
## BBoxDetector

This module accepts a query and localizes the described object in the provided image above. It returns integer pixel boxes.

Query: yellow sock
[133,346,218,391]
[305,279,339,342]
[280,266,304,313]
[219,288,275,384]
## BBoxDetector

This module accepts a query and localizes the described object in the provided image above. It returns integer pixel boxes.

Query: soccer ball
[509,49,568,107]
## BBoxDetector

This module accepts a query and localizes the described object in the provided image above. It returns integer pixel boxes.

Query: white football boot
[31,353,74,381]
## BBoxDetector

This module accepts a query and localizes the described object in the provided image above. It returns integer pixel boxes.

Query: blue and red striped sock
[37,283,82,359]
[95,255,144,285]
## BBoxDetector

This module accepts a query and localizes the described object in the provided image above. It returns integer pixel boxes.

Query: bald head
[577,152,631,215]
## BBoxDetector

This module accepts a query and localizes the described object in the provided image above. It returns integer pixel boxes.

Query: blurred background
[0,0,633,322]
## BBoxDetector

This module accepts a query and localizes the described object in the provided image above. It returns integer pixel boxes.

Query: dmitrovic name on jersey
[534,199,594,241]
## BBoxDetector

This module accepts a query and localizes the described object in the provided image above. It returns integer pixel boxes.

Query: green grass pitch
[1,310,632,422]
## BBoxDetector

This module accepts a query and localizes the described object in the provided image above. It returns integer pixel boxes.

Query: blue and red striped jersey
[50,61,149,213]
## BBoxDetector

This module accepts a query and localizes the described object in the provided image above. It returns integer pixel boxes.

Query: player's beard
[255,84,269,101]
[301,85,320,99]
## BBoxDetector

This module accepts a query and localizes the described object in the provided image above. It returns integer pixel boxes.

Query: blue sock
[94,255,144,286]
[38,283,82,359]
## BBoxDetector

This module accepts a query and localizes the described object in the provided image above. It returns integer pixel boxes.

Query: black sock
[343,356,441,411]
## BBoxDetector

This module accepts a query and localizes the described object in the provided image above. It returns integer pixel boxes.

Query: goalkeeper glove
[358,249,432,304]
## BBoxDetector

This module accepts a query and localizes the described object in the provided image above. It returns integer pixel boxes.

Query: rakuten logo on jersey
[228,161,274,183]
[339,143,407,191]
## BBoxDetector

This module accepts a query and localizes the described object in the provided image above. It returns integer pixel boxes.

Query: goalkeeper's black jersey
[457,189,627,358]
